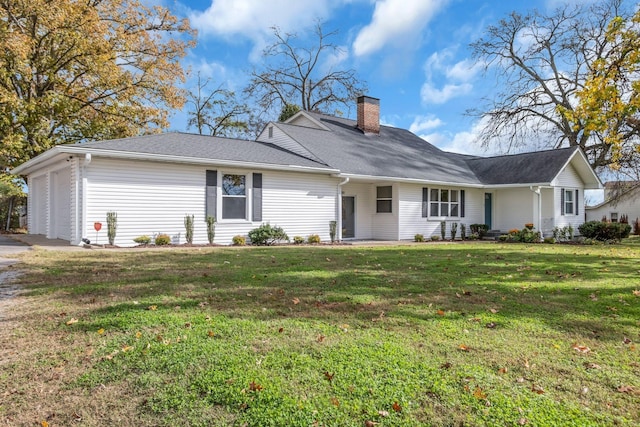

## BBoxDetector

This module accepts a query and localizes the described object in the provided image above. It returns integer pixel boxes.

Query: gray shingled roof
[465,147,578,185]
[274,112,580,186]
[274,113,480,184]
[78,132,331,169]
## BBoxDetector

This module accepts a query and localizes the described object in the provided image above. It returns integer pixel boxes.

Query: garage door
[50,168,71,241]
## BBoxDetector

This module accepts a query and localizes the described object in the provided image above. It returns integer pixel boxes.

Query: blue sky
[166,0,594,157]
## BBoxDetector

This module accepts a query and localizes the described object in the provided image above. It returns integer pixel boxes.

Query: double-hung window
[222,174,246,219]
[376,186,392,213]
[561,188,579,216]
[428,188,461,217]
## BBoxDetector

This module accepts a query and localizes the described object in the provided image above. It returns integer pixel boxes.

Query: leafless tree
[469,0,635,172]
[186,73,251,138]
[244,23,367,117]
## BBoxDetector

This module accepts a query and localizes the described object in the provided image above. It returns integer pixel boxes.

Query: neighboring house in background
[11,96,601,246]
[586,181,640,223]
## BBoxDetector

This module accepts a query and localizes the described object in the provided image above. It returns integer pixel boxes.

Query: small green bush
[248,223,289,246]
[293,236,305,244]
[184,214,194,244]
[440,221,446,240]
[133,235,151,245]
[329,221,337,243]
[470,224,488,238]
[498,234,509,242]
[543,237,556,244]
[155,234,171,245]
[414,233,424,242]
[450,222,458,240]
[206,216,216,244]
[307,234,321,244]
[430,235,440,241]
[460,223,466,240]
[578,221,631,242]
[232,235,246,246]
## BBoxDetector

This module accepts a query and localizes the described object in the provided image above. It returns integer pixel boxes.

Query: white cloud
[421,82,472,104]
[189,1,337,49]
[409,115,443,134]
[353,0,450,57]
[416,118,501,156]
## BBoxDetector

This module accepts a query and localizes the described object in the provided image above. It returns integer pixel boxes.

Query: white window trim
[564,188,575,216]
[428,188,461,220]
[219,171,252,223]
[376,185,393,214]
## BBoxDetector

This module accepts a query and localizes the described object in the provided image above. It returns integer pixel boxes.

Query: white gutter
[336,177,350,241]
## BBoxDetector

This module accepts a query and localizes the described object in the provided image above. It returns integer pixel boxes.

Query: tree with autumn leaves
[0,0,195,170]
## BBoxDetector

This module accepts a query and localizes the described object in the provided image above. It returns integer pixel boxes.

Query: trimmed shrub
[430,235,440,241]
[329,221,337,243]
[133,235,151,245]
[470,224,488,238]
[106,211,117,245]
[440,221,446,240]
[633,217,640,235]
[460,223,466,240]
[307,234,321,244]
[450,222,458,240]
[232,235,246,246]
[414,234,424,242]
[293,236,305,244]
[248,223,289,246]
[578,221,631,242]
[206,216,216,244]
[184,214,194,244]
[155,234,171,245]
[543,237,556,244]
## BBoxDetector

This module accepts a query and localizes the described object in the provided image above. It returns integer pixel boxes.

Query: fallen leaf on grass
[392,401,402,412]
[531,384,545,394]
[633,290,640,297]
[41,421,49,427]
[583,362,601,370]
[249,382,263,392]
[292,297,300,305]
[330,397,340,407]
[489,308,499,314]
[66,318,78,325]
[324,371,334,382]
[440,362,452,370]
[623,337,632,344]
[518,418,528,425]
[436,309,445,316]
[497,367,508,374]
[486,322,497,329]
[278,327,284,333]
[572,344,591,353]
[617,385,640,395]
[121,345,133,352]
[364,421,378,427]
[135,331,142,339]
[147,305,157,311]
[378,410,389,417]
[207,331,215,337]
[458,344,470,351]
[473,387,487,399]
[317,335,325,343]
[97,328,104,335]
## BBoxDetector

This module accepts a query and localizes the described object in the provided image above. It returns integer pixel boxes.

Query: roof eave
[13,146,339,175]
[552,148,602,189]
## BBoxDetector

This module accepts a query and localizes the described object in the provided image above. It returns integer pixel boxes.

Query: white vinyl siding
[553,164,584,231]
[493,188,535,232]
[586,189,640,223]
[83,158,337,246]
[50,167,72,240]
[398,184,483,240]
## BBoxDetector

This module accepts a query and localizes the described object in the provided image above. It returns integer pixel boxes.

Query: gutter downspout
[530,186,542,239]
[336,177,350,241]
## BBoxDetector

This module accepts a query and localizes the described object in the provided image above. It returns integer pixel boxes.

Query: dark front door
[484,193,493,229]
[342,196,355,238]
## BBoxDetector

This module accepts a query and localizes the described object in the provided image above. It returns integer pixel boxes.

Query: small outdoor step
[485,229,503,239]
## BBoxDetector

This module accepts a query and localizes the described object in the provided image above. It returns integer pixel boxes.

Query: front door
[342,196,355,238]
[484,193,493,229]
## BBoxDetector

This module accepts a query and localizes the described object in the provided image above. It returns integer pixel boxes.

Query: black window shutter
[460,190,465,218]
[422,188,428,218]
[206,170,217,219]
[560,188,565,216]
[575,189,579,216]
[252,173,263,222]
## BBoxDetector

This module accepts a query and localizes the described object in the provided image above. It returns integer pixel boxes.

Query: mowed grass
[1,240,639,426]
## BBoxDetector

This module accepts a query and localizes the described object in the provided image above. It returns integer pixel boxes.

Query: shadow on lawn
[20,244,640,341]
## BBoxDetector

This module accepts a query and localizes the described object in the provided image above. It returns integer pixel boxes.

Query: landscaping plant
[106,211,117,245]
[184,214,194,244]
[206,216,216,244]
[248,223,289,246]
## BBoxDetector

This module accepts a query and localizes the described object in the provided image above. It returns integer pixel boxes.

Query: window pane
[450,203,459,217]
[377,200,392,213]
[440,202,448,216]
[223,197,246,219]
[430,189,439,201]
[450,190,458,202]
[440,189,449,202]
[565,190,573,202]
[430,203,439,216]
[223,174,246,196]
[377,186,392,199]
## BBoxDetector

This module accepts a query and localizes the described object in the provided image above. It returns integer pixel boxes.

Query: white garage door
[50,168,71,241]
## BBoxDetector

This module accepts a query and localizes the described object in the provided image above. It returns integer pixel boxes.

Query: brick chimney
[357,95,380,134]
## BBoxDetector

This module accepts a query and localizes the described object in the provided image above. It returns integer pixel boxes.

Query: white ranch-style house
[12,96,602,246]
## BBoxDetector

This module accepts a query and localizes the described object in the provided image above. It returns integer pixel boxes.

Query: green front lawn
[1,240,639,426]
